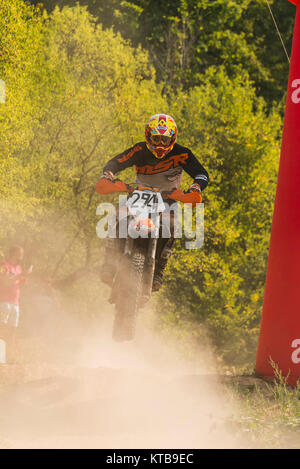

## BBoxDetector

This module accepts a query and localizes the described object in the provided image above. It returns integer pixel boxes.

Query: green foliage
[0,1,289,368]
[0,2,166,273]
[30,0,295,104]
[230,363,300,448]
[158,69,282,365]
[0,0,46,240]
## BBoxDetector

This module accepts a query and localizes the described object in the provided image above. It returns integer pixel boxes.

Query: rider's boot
[152,237,174,292]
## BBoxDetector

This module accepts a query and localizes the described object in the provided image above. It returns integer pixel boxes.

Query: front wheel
[112,247,145,342]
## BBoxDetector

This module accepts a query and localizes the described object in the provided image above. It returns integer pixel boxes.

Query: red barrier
[256,1,300,385]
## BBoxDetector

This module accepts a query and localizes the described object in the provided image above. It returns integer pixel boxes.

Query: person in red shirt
[0,245,32,363]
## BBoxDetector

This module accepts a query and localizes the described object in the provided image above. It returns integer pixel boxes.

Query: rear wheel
[112,247,145,342]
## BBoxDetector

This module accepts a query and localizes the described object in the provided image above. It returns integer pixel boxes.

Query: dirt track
[0,314,268,449]
[0,362,270,449]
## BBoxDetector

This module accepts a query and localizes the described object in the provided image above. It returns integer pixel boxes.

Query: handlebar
[96,178,202,204]
[96,178,130,195]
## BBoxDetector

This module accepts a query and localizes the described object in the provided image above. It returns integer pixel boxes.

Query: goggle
[150,134,172,146]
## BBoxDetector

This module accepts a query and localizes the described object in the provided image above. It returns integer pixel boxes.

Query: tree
[158,69,282,365]
[7,4,167,277]
[29,0,295,104]
[0,0,46,253]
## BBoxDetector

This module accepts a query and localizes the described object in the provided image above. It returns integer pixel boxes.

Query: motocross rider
[97,114,209,292]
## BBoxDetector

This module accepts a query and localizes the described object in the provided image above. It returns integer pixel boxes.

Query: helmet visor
[150,134,172,147]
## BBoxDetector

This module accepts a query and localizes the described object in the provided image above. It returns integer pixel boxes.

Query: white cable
[265,0,290,63]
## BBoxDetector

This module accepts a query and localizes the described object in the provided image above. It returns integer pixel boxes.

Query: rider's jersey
[103,142,209,192]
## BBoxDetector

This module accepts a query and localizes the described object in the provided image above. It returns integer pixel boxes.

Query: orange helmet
[145,114,177,159]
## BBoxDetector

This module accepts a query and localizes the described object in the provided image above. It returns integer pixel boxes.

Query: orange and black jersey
[103,142,209,192]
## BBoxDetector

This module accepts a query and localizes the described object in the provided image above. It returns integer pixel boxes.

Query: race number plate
[126,190,165,215]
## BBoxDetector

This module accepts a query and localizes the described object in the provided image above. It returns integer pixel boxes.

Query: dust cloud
[0,293,246,449]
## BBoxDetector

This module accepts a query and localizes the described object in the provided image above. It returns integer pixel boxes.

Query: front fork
[143,237,158,298]
[123,214,160,299]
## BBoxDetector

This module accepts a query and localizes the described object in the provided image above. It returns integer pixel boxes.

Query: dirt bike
[96,178,201,342]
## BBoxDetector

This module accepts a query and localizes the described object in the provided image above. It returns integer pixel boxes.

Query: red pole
[256,0,300,385]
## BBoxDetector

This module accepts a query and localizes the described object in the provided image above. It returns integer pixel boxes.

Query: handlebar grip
[96,178,130,195]
[166,189,202,205]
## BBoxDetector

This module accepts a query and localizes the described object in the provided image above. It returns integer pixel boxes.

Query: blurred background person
[0,245,33,364]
